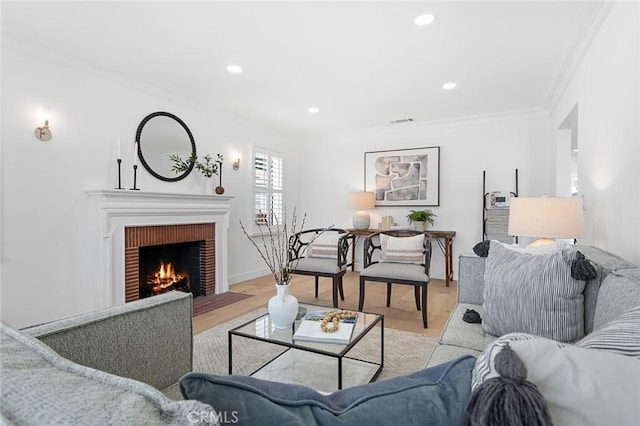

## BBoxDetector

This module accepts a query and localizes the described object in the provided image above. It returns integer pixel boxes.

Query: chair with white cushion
[359,230,432,328]
[288,228,353,308]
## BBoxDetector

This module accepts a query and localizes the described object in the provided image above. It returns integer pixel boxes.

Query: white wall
[551,2,640,265]
[299,112,556,278]
[0,38,300,328]
[2,2,637,329]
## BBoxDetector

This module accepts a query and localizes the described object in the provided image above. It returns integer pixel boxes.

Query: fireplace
[124,223,215,302]
[139,242,201,299]
[86,190,232,307]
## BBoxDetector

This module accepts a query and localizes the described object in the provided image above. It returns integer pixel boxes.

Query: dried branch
[239,207,309,285]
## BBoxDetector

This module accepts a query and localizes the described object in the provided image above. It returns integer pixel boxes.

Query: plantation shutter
[253,148,284,228]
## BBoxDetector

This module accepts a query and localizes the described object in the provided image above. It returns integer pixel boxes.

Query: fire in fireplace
[138,242,201,299]
[143,260,190,297]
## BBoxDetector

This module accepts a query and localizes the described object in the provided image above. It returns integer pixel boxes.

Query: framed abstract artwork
[364,146,440,207]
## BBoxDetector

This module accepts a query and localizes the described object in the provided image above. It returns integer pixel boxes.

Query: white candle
[117,137,121,159]
[133,142,138,166]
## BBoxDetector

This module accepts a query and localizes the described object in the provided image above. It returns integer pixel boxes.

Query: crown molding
[3,31,307,139]
[2,31,210,111]
[544,1,614,113]
[316,108,550,138]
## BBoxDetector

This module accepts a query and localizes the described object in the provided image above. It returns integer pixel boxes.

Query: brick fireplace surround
[86,190,232,307]
[124,223,215,302]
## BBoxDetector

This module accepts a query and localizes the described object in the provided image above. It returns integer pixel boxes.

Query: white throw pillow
[471,332,569,390]
[380,234,424,264]
[472,333,640,426]
[307,233,341,259]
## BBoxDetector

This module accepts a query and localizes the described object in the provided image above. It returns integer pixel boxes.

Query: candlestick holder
[115,159,124,190]
[130,164,140,190]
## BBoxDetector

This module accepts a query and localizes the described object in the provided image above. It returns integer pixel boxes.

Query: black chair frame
[358,230,432,328]
[288,228,353,308]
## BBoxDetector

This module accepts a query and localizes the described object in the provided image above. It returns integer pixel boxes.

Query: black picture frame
[364,146,440,207]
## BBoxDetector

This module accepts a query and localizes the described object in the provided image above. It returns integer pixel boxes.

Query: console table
[424,230,456,287]
[347,229,456,287]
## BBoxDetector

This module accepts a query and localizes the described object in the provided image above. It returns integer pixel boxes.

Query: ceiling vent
[390,118,414,124]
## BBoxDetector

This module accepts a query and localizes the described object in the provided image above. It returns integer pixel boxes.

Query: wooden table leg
[445,237,453,287]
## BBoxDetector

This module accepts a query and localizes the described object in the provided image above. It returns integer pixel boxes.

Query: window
[253,147,284,229]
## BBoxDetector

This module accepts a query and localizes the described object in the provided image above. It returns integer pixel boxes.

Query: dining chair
[288,228,353,308]
[358,230,432,328]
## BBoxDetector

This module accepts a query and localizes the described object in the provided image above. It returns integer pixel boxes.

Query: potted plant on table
[406,209,437,231]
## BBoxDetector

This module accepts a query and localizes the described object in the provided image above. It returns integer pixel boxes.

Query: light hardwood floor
[193,271,458,337]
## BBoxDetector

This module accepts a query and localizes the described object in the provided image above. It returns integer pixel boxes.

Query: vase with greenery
[406,209,437,231]
[170,153,223,193]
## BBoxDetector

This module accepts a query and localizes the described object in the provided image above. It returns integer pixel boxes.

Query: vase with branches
[239,207,307,286]
[239,207,332,329]
[239,207,307,328]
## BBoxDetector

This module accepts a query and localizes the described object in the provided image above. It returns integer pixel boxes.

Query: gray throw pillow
[576,304,640,359]
[482,242,586,342]
[180,355,476,426]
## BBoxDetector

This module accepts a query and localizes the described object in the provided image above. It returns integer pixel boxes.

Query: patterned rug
[193,308,439,383]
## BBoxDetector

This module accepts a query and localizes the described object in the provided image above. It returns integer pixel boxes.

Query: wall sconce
[232,158,240,170]
[34,107,52,141]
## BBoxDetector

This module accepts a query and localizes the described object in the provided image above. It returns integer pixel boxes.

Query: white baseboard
[229,268,271,286]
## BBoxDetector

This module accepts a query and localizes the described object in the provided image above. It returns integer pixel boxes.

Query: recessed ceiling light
[227,65,243,74]
[442,82,457,90]
[308,107,319,114]
[414,14,435,26]
[390,118,414,124]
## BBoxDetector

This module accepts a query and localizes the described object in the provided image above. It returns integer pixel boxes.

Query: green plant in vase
[170,153,223,193]
[406,209,437,231]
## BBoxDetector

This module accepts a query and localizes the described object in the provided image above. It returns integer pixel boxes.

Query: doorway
[557,104,579,196]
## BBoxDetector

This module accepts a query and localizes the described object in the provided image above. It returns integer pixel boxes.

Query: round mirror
[135,111,196,182]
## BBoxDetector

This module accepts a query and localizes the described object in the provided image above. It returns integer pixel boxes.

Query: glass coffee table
[228,303,383,393]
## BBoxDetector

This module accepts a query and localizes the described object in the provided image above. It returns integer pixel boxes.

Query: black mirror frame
[135,111,196,182]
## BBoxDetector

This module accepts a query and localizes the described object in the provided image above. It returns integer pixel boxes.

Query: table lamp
[349,192,375,230]
[508,197,584,247]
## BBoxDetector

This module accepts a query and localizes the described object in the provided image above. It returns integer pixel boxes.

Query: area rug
[193,308,439,383]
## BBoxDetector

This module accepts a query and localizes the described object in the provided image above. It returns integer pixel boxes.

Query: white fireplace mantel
[86,190,234,306]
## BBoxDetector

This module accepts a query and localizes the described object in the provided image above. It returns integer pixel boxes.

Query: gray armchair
[358,230,432,328]
[288,228,353,308]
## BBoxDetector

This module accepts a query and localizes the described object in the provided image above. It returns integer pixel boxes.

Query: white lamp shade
[508,197,584,239]
[349,192,375,210]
